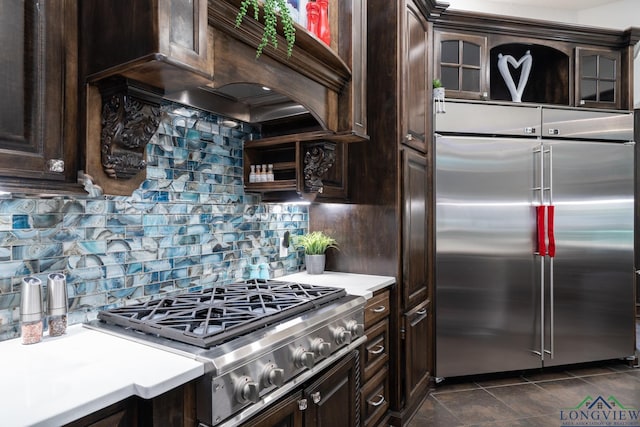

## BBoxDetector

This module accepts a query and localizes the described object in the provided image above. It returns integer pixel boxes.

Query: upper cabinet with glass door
[576,48,621,109]
[431,10,638,110]
[434,31,488,100]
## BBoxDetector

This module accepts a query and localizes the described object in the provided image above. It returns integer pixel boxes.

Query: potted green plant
[294,231,338,275]
[433,78,445,97]
[235,0,296,58]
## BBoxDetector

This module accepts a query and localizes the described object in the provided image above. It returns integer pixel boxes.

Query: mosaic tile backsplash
[0,104,308,342]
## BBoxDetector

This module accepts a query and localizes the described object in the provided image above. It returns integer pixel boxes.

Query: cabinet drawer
[365,290,390,329]
[361,365,389,427]
[362,318,389,383]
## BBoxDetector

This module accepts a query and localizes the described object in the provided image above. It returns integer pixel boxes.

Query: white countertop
[278,271,395,299]
[1,272,393,426]
[1,324,204,427]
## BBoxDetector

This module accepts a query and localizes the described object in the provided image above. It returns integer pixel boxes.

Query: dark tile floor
[408,323,640,427]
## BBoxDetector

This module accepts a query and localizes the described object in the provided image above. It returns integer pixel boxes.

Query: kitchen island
[2,272,394,426]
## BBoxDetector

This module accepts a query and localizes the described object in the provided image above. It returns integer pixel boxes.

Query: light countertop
[278,271,396,299]
[2,272,394,426]
[1,324,204,427]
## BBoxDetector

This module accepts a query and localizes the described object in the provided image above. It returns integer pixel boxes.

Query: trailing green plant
[294,231,338,255]
[433,78,443,88]
[235,0,296,58]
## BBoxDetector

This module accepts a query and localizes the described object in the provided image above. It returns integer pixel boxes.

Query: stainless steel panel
[435,135,541,378]
[435,101,541,136]
[543,140,635,367]
[542,108,633,141]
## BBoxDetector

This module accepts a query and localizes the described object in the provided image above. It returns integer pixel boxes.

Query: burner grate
[98,279,346,348]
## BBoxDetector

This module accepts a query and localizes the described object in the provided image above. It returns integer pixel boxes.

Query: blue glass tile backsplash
[0,104,308,342]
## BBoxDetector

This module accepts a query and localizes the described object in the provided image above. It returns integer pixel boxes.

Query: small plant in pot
[294,231,338,275]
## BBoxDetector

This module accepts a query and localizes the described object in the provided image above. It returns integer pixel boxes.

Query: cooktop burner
[97,279,346,348]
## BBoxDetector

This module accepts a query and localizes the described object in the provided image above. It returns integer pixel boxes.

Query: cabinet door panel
[402,0,429,152]
[403,299,431,406]
[434,31,487,100]
[305,350,359,427]
[402,149,428,309]
[0,0,77,186]
[240,391,304,427]
[576,47,621,109]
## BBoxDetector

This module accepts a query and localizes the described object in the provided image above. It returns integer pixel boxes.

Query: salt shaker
[46,273,68,337]
[20,276,43,345]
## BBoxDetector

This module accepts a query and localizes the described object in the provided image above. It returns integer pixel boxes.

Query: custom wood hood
[80,0,367,195]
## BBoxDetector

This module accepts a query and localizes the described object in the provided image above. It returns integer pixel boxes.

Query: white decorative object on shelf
[497,50,532,103]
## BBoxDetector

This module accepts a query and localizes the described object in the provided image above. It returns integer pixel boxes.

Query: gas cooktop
[97,279,346,348]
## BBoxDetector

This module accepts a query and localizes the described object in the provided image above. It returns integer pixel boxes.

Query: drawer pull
[367,395,386,407]
[368,345,385,355]
[372,305,386,313]
[416,308,427,316]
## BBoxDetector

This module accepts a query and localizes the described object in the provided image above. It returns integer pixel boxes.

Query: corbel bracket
[97,77,163,180]
[303,142,336,193]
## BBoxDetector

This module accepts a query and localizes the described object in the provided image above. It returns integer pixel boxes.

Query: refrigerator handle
[536,206,547,256]
[547,206,555,258]
[545,147,555,360]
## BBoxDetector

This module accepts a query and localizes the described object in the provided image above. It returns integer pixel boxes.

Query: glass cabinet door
[435,31,487,100]
[576,47,621,109]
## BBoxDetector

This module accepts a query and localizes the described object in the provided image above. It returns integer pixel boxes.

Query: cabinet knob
[298,399,308,410]
[405,134,414,141]
[311,391,322,404]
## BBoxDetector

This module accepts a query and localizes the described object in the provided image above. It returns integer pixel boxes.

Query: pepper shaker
[46,273,68,337]
[20,276,43,345]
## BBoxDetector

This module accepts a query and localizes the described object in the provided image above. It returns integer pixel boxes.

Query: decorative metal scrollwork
[303,142,336,193]
[98,77,163,180]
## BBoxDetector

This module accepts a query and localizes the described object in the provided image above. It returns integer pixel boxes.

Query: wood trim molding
[433,9,640,49]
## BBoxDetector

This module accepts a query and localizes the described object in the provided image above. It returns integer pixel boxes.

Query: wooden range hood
[80,0,366,194]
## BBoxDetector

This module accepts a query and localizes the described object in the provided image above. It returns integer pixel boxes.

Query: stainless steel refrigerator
[434,101,636,378]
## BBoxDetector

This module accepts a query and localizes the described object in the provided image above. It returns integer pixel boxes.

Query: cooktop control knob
[346,320,364,338]
[294,347,316,369]
[311,338,331,358]
[262,365,285,388]
[235,376,260,404]
[333,326,352,345]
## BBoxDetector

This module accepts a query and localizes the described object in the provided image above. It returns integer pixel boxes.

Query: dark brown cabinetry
[402,299,431,410]
[434,31,487,100]
[81,0,212,91]
[0,0,80,193]
[240,351,360,427]
[64,382,197,427]
[243,132,352,202]
[576,47,621,109]
[402,0,431,152]
[81,0,367,198]
[361,290,391,427]
[402,150,429,310]
[63,397,139,427]
[310,1,437,425]
[432,11,638,110]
